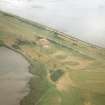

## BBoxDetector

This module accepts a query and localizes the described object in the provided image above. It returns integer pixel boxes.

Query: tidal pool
[0,47,32,105]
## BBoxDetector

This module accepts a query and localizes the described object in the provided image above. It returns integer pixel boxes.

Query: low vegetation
[0,11,105,105]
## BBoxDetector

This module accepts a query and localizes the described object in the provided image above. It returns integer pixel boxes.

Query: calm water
[0,47,31,105]
[0,0,105,47]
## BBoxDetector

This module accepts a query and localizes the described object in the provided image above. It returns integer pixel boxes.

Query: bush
[0,40,4,46]
[50,69,64,81]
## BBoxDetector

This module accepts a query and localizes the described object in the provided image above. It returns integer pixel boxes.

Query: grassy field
[0,11,105,105]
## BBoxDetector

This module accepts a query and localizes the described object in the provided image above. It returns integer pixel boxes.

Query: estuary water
[0,0,105,47]
[0,47,31,105]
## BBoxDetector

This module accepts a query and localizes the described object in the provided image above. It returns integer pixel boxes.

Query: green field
[0,11,105,105]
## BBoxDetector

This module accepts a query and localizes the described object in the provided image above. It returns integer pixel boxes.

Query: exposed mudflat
[0,47,32,105]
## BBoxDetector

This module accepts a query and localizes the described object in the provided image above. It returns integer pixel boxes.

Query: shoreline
[0,45,33,105]
[2,45,50,105]
[1,45,34,105]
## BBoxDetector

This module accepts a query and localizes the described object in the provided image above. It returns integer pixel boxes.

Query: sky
[0,0,105,47]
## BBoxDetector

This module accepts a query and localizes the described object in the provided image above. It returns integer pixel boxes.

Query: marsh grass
[0,11,105,105]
